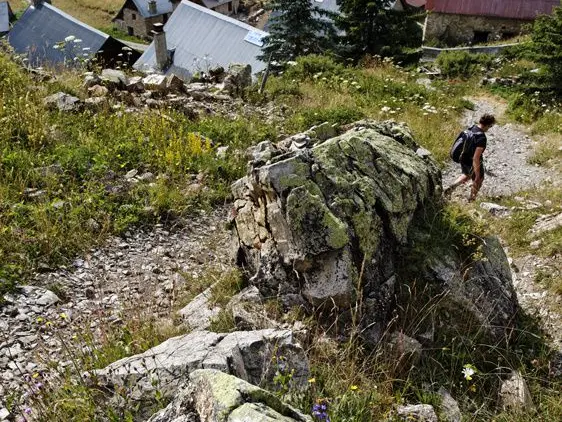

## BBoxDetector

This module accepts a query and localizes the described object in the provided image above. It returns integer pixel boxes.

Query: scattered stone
[530,240,542,249]
[88,84,109,97]
[437,387,461,422]
[499,370,534,411]
[43,92,81,112]
[0,408,9,420]
[35,290,60,307]
[395,404,438,422]
[178,287,221,330]
[480,202,510,216]
[101,69,128,89]
[223,63,252,96]
[143,74,167,91]
[126,76,145,93]
[83,73,102,88]
[529,212,562,236]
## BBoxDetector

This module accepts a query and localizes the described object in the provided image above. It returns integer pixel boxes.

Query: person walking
[444,113,496,201]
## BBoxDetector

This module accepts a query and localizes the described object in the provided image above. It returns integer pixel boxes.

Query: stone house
[424,0,559,46]
[113,0,239,40]
[113,0,181,39]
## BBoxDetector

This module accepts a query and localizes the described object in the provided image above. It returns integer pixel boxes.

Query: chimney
[152,23,169,71]
[148,0,157,14]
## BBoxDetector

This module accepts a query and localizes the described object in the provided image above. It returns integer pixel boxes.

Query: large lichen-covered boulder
[147,369,312,422]
[231,120,441,338]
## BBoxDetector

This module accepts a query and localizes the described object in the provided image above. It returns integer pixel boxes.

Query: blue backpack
[450,129,475,163]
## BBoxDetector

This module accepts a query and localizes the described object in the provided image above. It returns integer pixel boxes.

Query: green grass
[0,51,276,296]
[2,49,562,421]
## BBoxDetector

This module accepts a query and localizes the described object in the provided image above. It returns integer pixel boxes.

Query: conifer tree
[525,6,562,91]
[260,0,335,63]
[335,0,420,61]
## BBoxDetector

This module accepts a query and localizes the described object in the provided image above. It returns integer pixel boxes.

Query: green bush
[436,51,493,79]
[283,55,345,80]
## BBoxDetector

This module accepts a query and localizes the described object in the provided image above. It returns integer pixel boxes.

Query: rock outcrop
[94,329,308,401]
[147,369,312,422]
[231,120,442,340]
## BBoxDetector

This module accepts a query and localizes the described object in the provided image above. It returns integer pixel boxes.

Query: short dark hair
[479,114,496,126]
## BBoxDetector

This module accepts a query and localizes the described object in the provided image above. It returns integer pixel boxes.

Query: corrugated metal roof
[132,0,175,18]
[0,2,10,33]
[426,0,559,20]
[8,3,110,66]
[134,0,268,78]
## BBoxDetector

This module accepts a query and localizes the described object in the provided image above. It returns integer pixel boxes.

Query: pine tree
[335,0,421,61]
[259,0,335,63]
[525,6,562,91]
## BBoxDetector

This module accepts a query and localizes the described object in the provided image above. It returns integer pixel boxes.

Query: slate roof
[0,1,13,33]
[134,0,268,79]
[130,0,175,18]
[426,0,559,20]
[8,3,124,67]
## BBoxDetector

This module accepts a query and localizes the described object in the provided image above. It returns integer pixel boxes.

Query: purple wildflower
[24,408,32,415]
[312,400,330,422]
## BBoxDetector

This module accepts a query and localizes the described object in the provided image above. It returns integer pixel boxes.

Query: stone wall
[114,8,172,39]
[424,12,528,46]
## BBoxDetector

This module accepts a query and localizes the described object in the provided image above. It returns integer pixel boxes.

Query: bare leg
[469,178,483,202]
[444,174,470,197]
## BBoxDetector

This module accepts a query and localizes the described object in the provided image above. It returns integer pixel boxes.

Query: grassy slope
[1,52,560,420]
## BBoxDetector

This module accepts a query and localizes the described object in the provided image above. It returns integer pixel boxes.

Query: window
[473,31,490,44]
[132,13,136,20]
[228,2,232,12]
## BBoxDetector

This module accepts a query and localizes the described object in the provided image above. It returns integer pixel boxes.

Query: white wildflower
[73,38,82,43]
[65,35,76,42]
[462,365,476,381]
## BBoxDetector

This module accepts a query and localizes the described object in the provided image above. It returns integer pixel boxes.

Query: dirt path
[444,95,562,355]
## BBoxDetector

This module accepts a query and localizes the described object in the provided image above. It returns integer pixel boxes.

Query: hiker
[444,113,496,201]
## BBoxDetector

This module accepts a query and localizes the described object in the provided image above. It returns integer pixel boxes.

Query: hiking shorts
[461,161,485,180]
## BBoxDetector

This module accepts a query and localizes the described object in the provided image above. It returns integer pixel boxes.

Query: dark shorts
[461,161,485,180]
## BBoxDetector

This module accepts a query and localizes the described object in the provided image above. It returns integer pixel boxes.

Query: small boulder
[44,92,81,112]
[101,69,128,89]
[88,84,109,97]
[166,74,185,92]
[143,74,167,91]
[178,286,221,330]
[395,404,438,422]
[126,76,145,93]
[499,370,534,411]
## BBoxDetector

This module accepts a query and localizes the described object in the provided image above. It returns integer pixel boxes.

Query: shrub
[436,51,493,79]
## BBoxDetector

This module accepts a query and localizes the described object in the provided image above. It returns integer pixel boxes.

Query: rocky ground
[1,93,560,418]
[0,206,234,403]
